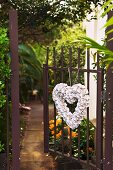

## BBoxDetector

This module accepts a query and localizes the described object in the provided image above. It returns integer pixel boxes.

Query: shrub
[0,27,10,151]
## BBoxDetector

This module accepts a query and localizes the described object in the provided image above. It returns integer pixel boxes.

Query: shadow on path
[20,101,55,170]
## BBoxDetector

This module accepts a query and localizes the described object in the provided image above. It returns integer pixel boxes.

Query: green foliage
[0,28,10,106]
[49,118,95,160]
[101,0,113,18]
[0,141,4,153]
[0,82,6,108]
[81,1,113,67]
[81,36,113,56]
[0,28,10,107]
[101,0,113,40]
[103,16,113,29]
[0,0,106,42]
[0,27,10,152]
[19,43,44,102]
[73,119,95,159]
[19,43,42,79]
[52,24,85,48]
[48,24,86,90]
[1,0,103,26]
[31,43,46,65]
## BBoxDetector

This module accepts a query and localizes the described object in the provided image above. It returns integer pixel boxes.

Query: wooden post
[9,9,20,170]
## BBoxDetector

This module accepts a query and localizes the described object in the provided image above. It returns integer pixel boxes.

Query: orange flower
[59,130,62,135]
[49,124,54,130]
[72,132,78,138]
[49,120,54,124]
[51,131,54,135]
[56,130,62,139]
[56,119,62,126]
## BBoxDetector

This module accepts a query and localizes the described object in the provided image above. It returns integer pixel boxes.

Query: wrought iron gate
[43,48,108,169]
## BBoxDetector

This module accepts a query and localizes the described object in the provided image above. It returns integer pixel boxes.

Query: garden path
[20,101,55,170]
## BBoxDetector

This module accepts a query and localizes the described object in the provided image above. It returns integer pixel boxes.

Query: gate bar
[9,9,20,170]
[53,47,57,153]
[96,55,103,169]
[86,49,90,168]
[77,48,81,161]
[6,80,10,170]
[61,47,65,156]
[43,47,49,153]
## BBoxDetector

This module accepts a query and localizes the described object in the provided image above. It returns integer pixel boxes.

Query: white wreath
[52,83,89,130]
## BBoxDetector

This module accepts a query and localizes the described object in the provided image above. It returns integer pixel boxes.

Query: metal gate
[43,46,113,169]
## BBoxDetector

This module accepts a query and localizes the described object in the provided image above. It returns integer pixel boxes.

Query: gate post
[96,66,103,170]
[104,11,113,170]
[104,62,113,170]
[9,10,20,170]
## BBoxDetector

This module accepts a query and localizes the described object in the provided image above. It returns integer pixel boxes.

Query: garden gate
[43,47,113,170]
[4,8,113,170]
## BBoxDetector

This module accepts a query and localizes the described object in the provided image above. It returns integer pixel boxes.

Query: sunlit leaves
[0,0,105,42]
[103,16,113,28]
[81,0,113,67]
[81,36,113,66]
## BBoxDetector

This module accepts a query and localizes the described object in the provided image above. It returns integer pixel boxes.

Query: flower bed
[49,117,95,160]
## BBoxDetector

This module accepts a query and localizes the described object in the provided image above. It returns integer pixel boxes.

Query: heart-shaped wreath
[52,83,89,130]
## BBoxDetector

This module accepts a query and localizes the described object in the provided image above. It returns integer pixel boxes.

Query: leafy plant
[47,24,86,100]
[0,0,106,43]
[81,0,113,67]
[0,141,5,153]
[0,28,10,108]
[0,27,10,151]
[18,43,43,102]
[72,119,95,159]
